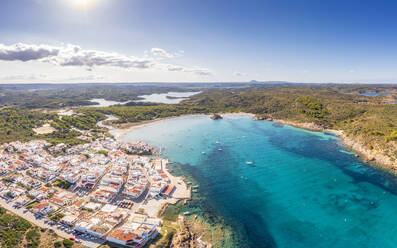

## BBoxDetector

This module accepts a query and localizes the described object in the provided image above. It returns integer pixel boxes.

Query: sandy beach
[111,112,396,174]
[110,112,254,140]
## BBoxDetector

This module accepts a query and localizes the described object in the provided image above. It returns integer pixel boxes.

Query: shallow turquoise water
[123,115,397,248]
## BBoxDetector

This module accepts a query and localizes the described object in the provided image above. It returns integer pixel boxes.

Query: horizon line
[0,81,397,86]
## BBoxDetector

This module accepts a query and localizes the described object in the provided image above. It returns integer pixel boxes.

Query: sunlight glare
[72,0,97,9]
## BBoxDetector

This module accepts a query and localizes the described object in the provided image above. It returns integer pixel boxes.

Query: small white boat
[215,141,220,144]
[184,211,191,215]
[201,151,206,154]
[245,161,253,165]
[218,148,223,151]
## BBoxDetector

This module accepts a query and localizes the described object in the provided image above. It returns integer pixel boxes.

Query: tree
[62,238,74,248]
[53,241,62,248]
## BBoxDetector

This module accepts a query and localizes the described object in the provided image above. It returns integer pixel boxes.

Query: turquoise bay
[123,115,397,248]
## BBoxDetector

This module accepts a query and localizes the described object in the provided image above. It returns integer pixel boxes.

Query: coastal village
[0,136,191,248]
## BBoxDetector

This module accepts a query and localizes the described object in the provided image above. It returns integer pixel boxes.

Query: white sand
[33,123,56,134]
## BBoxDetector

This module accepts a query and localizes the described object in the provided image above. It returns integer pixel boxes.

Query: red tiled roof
[162,185,175,195]
[34,202,49,210]
[108,229,139,242]
[50,197,65,205]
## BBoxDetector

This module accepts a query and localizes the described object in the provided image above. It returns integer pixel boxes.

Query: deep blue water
[360,92,392,96]
[123,115,397,248]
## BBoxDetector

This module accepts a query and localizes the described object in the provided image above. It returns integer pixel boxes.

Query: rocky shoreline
[270,119,397,173]
[112,113,396,248]
[336,131,397,172]
[170,216,212,248]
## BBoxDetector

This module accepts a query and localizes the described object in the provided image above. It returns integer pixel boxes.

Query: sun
[71,0,97,9]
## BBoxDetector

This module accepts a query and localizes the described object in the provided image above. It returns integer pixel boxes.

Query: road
[0,197,104,248]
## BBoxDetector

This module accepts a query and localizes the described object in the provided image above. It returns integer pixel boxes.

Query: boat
[192,185,199,189]
[201,151,206,154]
[183,211,191,215]
[218,148,223,151]
[215,141,220,144]
[245,161,253,165]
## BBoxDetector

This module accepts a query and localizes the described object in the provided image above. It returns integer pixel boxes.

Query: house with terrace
[32,201,56,216]
[75,204,128,238]
[49,190,78,206]
[107,213,161,247]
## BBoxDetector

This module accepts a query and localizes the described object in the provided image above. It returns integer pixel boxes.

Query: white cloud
[41,44,154,69]
[0,43,60,62]
[151,48,173,58]
[150,48,184,58]
[0,73,107,83]
[164,64,212,76]
[234,71,248,77]
[0,73,47,81]
[186,68,212,76]
[0,43,211,76]
[64,75,105,81]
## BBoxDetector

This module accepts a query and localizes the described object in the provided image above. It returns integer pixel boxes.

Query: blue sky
[0,0,397,83]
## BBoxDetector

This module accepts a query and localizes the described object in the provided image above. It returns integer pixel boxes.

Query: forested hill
[0,84,395,165]
[182,87,397,164]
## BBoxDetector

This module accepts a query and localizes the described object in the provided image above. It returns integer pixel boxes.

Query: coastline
[109,112,254,140]
[273,119,397,173]
[111,113,396,175]
[112,112,396,247]
[108,115,204,139]
[111,113,253,248]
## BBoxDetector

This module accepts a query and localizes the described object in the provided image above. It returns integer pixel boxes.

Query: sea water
[135,91,200,104]
[123,115,397,248]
